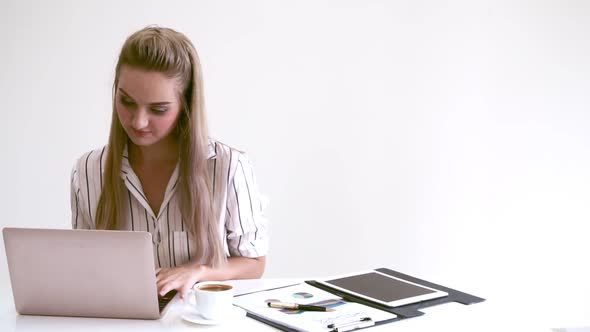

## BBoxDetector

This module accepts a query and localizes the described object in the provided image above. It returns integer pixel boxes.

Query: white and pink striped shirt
[70,140,268,268]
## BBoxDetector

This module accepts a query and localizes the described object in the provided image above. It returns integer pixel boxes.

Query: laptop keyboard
[158,290,177,313]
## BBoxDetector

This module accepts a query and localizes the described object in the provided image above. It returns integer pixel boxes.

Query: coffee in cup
[197,284,232,292]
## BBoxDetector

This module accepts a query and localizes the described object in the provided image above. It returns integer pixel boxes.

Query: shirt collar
[207,140,216,159]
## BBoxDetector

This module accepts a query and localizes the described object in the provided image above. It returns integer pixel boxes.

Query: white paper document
[233,283,397,332]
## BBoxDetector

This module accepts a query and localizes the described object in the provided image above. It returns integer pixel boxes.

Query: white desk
[0,279,580,332]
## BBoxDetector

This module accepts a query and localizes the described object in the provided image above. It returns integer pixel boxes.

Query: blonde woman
[70,26,268,299]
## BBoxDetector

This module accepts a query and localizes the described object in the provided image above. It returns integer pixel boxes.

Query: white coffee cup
[189,282,234,320]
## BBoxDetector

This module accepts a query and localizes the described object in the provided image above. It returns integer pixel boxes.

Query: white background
[1,0,589,328]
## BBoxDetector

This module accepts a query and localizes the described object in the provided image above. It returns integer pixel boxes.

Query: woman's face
[115,65,183,147]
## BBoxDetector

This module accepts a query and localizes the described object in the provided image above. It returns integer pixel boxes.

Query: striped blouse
[70,140,269,268]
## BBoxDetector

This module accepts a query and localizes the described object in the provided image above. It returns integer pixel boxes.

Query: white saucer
[181,305,246,325]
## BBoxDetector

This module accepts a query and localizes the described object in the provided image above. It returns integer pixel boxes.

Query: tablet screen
[324,272,437,303]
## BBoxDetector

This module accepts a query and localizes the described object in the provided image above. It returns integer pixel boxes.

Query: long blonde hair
[95,26,226,268]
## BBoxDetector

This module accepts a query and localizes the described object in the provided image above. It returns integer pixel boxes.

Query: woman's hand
[156,263,205,299]
[155,256,266,300]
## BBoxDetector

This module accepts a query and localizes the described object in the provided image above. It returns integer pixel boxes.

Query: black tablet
[317,270,448,307]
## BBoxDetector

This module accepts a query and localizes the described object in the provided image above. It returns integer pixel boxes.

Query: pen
[327,317,372,329]
[330,320,375,332]
[267,302,334,312]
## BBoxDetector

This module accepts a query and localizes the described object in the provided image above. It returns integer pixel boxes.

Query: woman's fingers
[180,284,193,300]
[156,272,175,295]
[155,265,199,297]
[158,278,179,296]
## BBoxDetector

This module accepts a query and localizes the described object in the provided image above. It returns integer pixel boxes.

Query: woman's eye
[151,107,168,114]
[121,98,135,106]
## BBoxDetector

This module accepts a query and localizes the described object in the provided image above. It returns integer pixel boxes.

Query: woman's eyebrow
[118,88,134,100]
[118,88,172,106]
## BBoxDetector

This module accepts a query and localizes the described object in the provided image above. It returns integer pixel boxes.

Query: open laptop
[3,227,176,319]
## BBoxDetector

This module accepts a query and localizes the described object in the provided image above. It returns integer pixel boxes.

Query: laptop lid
[3,228,162,319]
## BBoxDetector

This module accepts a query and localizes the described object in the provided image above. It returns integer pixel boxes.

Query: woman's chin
[127,135,158,147]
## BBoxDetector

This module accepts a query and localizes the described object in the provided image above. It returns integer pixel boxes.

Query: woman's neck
[128,138,179,167]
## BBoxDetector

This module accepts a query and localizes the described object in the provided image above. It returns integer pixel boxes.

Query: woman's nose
[131,108,149,129]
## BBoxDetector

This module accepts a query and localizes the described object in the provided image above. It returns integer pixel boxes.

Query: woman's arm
[157,151,269,299]
[156,256,266,298]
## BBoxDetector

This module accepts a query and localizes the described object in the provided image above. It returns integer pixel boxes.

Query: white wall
[1,0,589,325]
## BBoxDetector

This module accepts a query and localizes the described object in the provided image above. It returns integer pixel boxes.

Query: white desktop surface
[0,278,580,332]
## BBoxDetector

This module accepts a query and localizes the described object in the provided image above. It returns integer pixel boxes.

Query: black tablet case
[243,267,485,332]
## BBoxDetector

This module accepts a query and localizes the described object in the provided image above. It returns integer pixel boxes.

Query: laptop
[2,227,176,319]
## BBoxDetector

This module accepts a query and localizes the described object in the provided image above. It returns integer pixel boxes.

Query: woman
[70,26,268,299]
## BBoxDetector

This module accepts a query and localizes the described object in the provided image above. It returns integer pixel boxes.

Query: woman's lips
[133,129,151,136]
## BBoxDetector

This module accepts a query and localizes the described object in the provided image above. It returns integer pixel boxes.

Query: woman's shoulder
[208,139,246,161]
[72,145,108,173]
